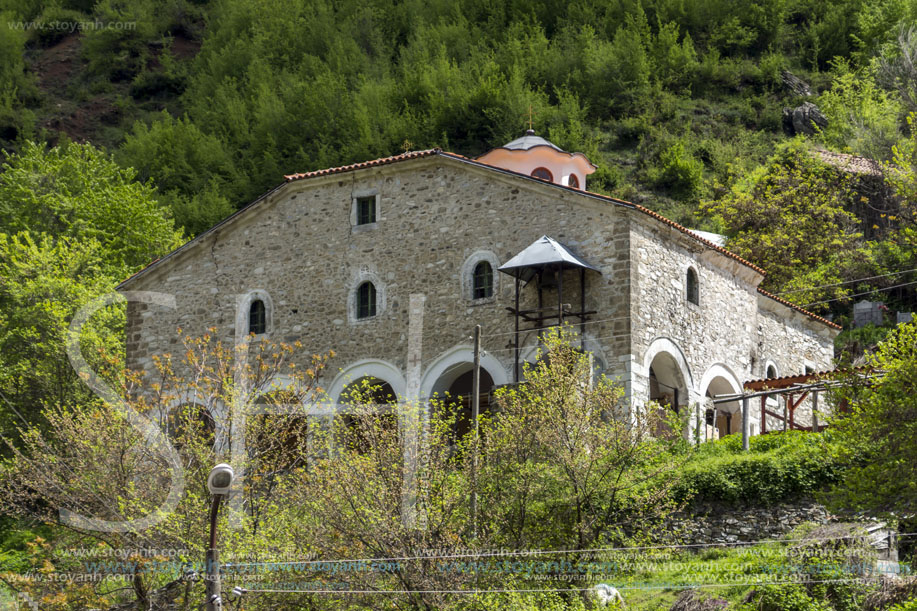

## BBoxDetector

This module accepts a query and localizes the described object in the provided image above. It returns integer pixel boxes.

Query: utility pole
[471,324,481,538]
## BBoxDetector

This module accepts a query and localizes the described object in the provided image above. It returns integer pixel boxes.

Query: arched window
[472,261,494,299]
[567,174,579,188]
[766,364,778,379]
[531,167,553,182]
[686,268,699,305]
[357,282,377,319]
[249,299,267,334]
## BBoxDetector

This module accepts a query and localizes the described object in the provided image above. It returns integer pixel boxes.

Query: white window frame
[236,289,274,339]
[348,270,386,323]
[351,190,380,232]
[461,251,500,304]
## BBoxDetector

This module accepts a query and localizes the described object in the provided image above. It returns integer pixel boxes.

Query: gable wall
[627,212,763,404]
[124,158,633,398]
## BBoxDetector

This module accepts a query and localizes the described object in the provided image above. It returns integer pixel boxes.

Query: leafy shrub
[741,584,833,611]
[674,431,842,505]
[128,71,186,99]
[648,140,704,198]
[30,6,85,47]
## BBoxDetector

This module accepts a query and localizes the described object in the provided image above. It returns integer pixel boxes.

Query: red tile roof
[120,149,844,331]
[756,287,842,329]
[284,149,441,181]
[744,366,870,390]
[813,148,883,176]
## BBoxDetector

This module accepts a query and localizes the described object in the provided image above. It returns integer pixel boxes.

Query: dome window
[531,167,553,182]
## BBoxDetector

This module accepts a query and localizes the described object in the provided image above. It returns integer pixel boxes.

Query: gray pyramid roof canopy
[498,235,601,282]
[499,129,563,152]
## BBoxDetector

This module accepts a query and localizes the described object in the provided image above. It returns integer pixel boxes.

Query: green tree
[0,141,183,272]
[0,234,121,428]
[701,140,861,295]
[0,141,181,425]
[827,321,917,514]
[818,64,903,161]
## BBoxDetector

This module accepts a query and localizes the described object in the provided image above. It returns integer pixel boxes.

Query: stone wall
[122,153,837,416]
[627,212,762,409]
[123,156,634,401]
[670,499,832,545]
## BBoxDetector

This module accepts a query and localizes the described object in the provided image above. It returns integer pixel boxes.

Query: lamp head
[207,463,234,496]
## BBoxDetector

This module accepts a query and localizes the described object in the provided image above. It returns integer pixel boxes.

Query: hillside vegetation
[2,0,917,330]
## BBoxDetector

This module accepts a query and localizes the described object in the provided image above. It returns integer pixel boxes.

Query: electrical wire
[774,267,917,295]
[237,577,894,596]
[224,532,916,568]
[801,279,917,308]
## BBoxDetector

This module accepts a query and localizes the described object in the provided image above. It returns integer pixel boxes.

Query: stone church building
[118,131,839,440]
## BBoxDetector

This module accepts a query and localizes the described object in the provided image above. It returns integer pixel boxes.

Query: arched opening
[766,364,778,379]
[686,268,699,305]
[472,261,494,299]
[249,299,266,334]
[649,353,688,413]
[338,377,398,453]
[431,365,496,443]
[705,376,741,440]
[567,173,580,188]
[648,352,689,437]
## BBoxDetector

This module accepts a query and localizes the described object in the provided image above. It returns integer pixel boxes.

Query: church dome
[476,130,596,189]
[499,129,564,152]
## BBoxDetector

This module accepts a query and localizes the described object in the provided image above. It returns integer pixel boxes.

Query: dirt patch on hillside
[170,34,201,61]
[31,34,82,96]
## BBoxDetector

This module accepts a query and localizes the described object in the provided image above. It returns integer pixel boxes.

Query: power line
[775,267,917,296]
[801,279,917,308]
[224,532,917,568]
[237,577,889,596]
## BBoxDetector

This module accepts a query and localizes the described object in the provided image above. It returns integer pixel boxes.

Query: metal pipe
[471,325,481,538]
[514,277,520,384]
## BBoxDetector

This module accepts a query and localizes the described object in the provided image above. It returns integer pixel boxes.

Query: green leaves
[0,140,181,428]
[0,141,183,273]
[674,431,842,506]
[701,139,861,298]
[828,321,917,514]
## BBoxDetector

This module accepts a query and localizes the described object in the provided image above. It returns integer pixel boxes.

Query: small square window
[356,196,376,225]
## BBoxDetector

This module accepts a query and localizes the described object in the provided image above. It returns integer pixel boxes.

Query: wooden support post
[471,325,481,538]
[812,391,819,432]
[580,267,586,350]
[783,394,789,432]
[760,395,767,435]
[742,396,750,451]
[557,265,564,326]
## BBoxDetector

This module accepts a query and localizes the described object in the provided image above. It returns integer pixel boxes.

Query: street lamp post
[205,463,234,611]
